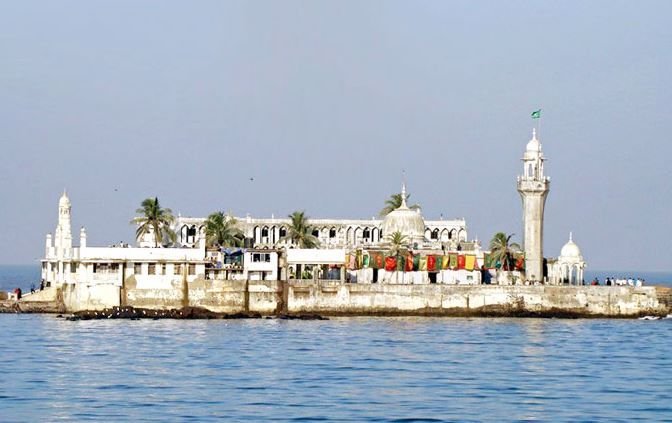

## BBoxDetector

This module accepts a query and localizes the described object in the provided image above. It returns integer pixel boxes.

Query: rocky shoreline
[58,306,329,321]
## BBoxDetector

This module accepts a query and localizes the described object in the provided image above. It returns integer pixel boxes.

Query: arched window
[187,226,197,243]
[279,227,287,238]
[528,163,534,178]
[312,229,319,237]
[431,229,439,240]
[363,228,370,239]
[261,227,269,237]
[329,228,336,238]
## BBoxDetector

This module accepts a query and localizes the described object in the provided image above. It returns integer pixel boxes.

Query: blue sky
[1,1,671,270]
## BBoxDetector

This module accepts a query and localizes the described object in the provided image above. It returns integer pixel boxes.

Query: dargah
[41,129,585,289]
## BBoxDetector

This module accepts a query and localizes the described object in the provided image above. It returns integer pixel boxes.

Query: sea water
[1,266,672,421]
[1,314,671,421]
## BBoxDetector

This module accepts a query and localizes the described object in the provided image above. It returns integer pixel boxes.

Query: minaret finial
[569,231,573,242]
[532,128,537,139]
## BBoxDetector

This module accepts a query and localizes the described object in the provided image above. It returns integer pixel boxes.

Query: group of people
[590,277,645,287]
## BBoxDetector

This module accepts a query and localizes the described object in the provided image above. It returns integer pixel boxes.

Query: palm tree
[387,231,408,284]
[131,197,176,247]
[204,211,244,248]
[489,232,521,284]
[283,211,319,248]
[386,231,408,258]
[379,192,420,217]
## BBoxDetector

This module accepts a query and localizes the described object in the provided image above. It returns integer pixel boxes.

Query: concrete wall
[62,283,121,312]
[48,278,670,317]
[287,282,668,316]
[122,277,282,314]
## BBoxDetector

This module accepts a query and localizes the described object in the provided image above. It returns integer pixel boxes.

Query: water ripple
[0,315,671,421]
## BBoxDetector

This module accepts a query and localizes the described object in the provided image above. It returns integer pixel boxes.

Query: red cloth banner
[405,253,414,271]
[427,255,436,271]
[457,255,466,270]
[385,256,397,271]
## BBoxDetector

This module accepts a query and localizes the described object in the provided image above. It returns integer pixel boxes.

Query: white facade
[172,186,467,252]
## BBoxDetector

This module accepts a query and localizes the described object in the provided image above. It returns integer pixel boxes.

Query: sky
[1,1,671,270]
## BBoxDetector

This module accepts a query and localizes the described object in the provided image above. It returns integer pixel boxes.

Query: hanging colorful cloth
[515,254,525,271]
[396,255,406,271]
[413,255,421,271]
[405,253,414,272]
[449,253,458,269]
[435,256,443,270]
[356,250,363,270]
[349,254,357,270]
[441,255,450,270]
[465,255,476,271]
[457,254,466,270]
[427,255,436,271]
[371,253,383,269]
[385,256,397,271]
[363,252,370,268]
[483,253,493,269]
[419,256,428,271]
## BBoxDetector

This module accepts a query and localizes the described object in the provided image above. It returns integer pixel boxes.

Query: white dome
[560,233,582,259]
[381,184,425,244]
[526,128,541,153]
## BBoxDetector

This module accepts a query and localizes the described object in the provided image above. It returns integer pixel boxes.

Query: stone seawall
[287,282,670,317]
[5,280,671,317]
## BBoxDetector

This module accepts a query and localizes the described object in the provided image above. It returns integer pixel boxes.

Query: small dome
[560,233,582,259]
[381,184,426,243]
[59,191,71,207]
[526,128,541,153]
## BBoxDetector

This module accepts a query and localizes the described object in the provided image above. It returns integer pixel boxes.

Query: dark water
[1,315,671,422]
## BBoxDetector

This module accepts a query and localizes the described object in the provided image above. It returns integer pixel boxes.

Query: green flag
[531,109,541,119]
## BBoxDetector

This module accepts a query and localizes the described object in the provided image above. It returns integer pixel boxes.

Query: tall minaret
[54,190,73,254]
[517,129,550,282]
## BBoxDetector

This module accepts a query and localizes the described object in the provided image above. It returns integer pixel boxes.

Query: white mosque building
[41,130,586,288]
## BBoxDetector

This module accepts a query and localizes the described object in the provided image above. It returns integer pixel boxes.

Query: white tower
[517,129,550,282]
[54,190,73,255]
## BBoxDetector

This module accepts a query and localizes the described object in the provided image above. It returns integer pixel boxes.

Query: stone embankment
[3,282,671,319]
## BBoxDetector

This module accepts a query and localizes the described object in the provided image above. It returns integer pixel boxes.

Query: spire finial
[532,128,537,139]
[569,231,573,242]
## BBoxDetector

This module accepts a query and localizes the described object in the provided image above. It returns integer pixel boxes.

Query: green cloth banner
[449,254,458,269]
[396,255,405,272]
[531,109,541,119]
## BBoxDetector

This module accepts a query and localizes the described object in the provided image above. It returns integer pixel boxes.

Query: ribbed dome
[381,184,425,243]
[560,233,582,259]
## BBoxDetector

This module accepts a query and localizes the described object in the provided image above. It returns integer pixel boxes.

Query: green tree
[204,211,244,248]
[386,231,408,284]
[379,192,420,217]
[131,197,176,247]
[489,232,521,283]
[386,231,408,258]
[283,211,319,248]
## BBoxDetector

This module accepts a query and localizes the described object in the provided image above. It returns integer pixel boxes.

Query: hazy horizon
[2,1,671,270]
